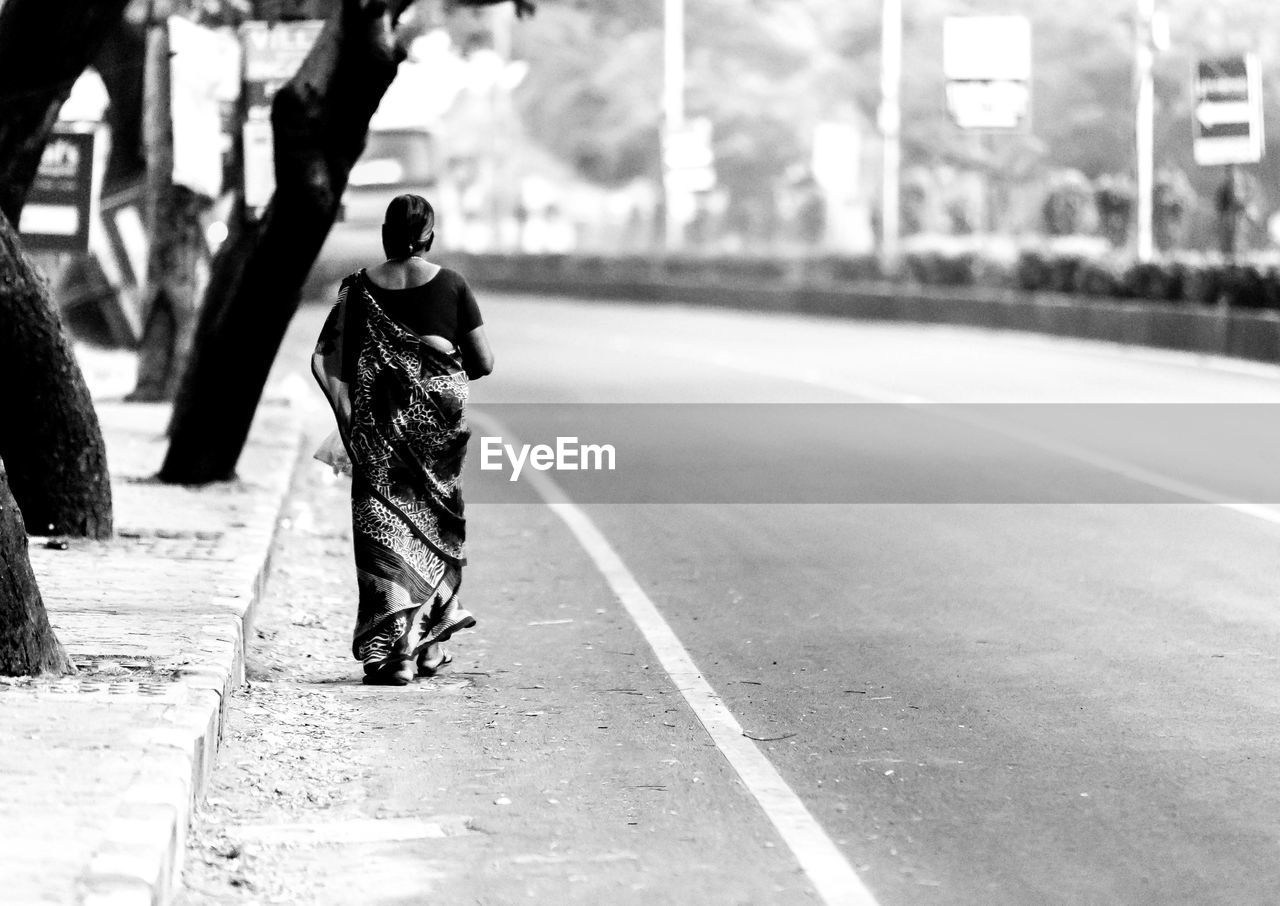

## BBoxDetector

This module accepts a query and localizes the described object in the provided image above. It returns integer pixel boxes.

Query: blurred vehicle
[342,127,439,224]
[311,127,441,289]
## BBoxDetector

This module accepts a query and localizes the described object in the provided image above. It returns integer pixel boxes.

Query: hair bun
[382,193,436,259]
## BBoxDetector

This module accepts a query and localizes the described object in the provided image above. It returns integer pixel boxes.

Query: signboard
[238,20,324,213]
[81,182,148,345]
[1194,55,1264,166]
[19,129,96,252]
[240,20,324,114]
[943,16,1031,131]
[170,17,241,198]
[242,119,276,210]
[812,121,861,195]
[664,117,715,193]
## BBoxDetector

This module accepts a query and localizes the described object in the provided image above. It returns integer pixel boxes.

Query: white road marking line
[470,410,880,906]
[655,345,1280,526]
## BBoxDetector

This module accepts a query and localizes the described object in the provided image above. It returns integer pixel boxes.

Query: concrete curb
[74,412,308,906]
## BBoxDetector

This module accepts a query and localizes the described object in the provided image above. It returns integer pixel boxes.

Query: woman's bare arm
[460,325,494,379]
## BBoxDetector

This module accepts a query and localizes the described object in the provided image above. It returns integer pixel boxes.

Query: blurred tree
[1042,169,1095,236]
[128,2,216,402]
[1215,166,1260,259]
[95,12,148,194]
[1095,174,1134,249]
[1153,168,1193,252]
[794,178,826,246]
[900,169,933,236]
[514,0,824,244]
[945,197,975,235]
[515,10,661,186]
[505,0,1280,250]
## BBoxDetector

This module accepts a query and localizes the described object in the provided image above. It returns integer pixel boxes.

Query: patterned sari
[312,271,475,678]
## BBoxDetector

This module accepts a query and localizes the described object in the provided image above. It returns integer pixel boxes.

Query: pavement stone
[0,351,305,906]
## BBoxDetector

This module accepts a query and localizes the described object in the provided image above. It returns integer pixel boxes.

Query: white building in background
[60,69,109,122]
[811,118,876,255]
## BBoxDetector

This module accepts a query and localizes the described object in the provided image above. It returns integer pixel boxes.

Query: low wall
[428,253,1280,365]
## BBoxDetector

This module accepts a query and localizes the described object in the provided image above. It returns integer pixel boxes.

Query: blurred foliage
[451,242,1280,311]
[506,0,1280,236]
[1042,170,1096,236]
[517,18,663,186]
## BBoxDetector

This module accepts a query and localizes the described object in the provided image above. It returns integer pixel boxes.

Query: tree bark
[0,0,124,538]
[0,212,113,538]
[128,19,211,402]
[0,458,76,676]
[0,0,131,224]
[95,15,148,194]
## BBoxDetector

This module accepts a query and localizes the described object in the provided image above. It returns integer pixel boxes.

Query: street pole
[1135,0,1155,262]
[662,0,684,252]
[1218,163,1239,260]
[879,0,901,276]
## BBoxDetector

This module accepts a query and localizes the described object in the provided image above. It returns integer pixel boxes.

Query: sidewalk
[0,350,304,906]
[178,453,820,903]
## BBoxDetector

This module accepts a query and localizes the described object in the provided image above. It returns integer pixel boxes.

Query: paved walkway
[0,350,303,906]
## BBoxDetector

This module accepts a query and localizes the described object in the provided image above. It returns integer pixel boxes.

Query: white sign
[242,119,275,210]
[666,166,716,193]
[943,16,1032,131]
[664,117,715,193]
[943,16,1031,80]
[20,128,97,251]
[240,20,325,83]
[664,118,714,170]
[946,80,1031,131]
[170,17,241,198]
[1194,55,1264,166]
[812,121,861,195]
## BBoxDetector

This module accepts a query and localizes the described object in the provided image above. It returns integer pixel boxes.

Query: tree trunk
[95,16,148,194]
[0,0,131,224]
[0,213,113,538]
[129,19,211,402]
[0,0,125,538]
[0,0,122,675]
[0,458,75,676]
[160,0,410,483]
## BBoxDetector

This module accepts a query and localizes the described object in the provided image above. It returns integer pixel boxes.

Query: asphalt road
[203,289,1280,905]
[471,292,1280,904]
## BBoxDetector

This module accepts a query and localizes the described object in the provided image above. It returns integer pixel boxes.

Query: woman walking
[313,194,494,685]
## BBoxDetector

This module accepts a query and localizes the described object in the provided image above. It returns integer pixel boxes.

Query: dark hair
[381,193,435,259]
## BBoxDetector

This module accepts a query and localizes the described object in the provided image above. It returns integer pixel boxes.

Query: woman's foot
[362,657,415,686]
[417,643,453,677]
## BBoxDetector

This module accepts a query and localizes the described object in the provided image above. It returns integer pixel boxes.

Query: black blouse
[363,267,483,344]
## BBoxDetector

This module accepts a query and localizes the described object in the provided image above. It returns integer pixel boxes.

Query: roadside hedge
[431,244,1280,312]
